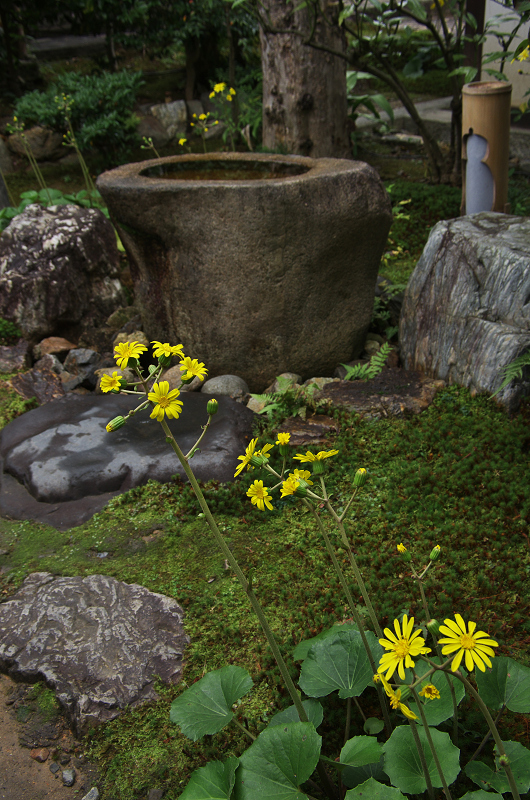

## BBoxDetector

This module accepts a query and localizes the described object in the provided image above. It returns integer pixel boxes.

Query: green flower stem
[21,137,53,204]
[65,116,96,194]
[408,718,435,800]
[344,697,352,745]
[410,686,453,800]
[232,717,256,741]
[338,486,360,523]
[308,504,392,736]
[446,670,521,800]
[414,571,459,745]
[321,479,382,639]
[159,420,338,800]
[468,704,506,764]
[184,415,213,459]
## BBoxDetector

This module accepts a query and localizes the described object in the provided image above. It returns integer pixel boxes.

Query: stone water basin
[97,153,392,391]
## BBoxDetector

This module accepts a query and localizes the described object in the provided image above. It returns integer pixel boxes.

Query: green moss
[1,389,528,798]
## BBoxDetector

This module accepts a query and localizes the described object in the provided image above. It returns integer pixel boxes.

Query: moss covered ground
[0,386,529,798]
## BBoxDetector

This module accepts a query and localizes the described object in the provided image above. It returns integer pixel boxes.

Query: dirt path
[0,674,97,800]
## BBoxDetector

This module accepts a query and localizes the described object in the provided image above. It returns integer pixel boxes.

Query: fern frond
[369,341,392,373]
[341,362,375,381]
[491,350,530,397]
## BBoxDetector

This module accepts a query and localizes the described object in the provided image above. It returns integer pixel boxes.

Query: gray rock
[63,348,101,390]
[62,768,76,787]
[263,372,302,394]
[34,353,64,375]
[186,100,204,119]
[150,100,187,139]
[112,330,149,348]
[7,126,64,161]
[137,115,171,149]
[82,790,100,800]
[10,367,66,404]
[49,762,60,774]
[106,306,140,331]
[0,339,30,372]
[0,204,125,342]
[0,392,255,530]
[97,153,392,391]
[0,572,189,735]
[399,213,530,411]
[201,374,249,399]
[33,336,77,361]
[148,790,165,800]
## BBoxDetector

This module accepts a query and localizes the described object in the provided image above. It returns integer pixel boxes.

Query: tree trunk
[259,0,350,158]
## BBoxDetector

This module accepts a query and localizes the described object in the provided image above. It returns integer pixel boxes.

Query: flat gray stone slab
[0,573,189,735]
[0,393,254,530]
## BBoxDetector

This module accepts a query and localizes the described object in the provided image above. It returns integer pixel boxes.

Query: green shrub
[0,317,21,345]
[13,71,143,167]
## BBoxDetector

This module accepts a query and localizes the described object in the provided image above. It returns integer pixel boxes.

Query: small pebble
[62,767,76,787]
[81,789,100,800]
[49,761,60,774]
[30,747,49,762]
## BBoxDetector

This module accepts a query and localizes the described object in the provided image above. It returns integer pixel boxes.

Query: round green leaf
[383,725,460,794]
[292,623,359,661]
[465,740,530,795]
[344,777,406,799]
[170,665,253,741]
[340,736,383,769]
[268,699,324,729]
[407,660,465,726]
[180,757,239,800]
[364,717,385,735]
[234,721,322,800]
[298,629,378,699]
[458,792,504,799]
[475,656,530,713]
[342,755,387,789]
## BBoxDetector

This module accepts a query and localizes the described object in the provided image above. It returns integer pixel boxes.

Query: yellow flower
[100,372,123,393]
[276,432,291,445]
[378,615,431,680]
[209,91,215,99]
[229,87,236,96]
[213,82,226,93]
[179,357,208,382]
[199,113,207,121]
[514,45,529,62]
[280,477,300,497]
[372,674,381,683]
[289,469,313,485]
[148,381,183,422]
[256,443,274,460]
[151,341,185,359]
[379,673,418,720]
[419,684,441,700]
[293,449,339,463]
[226,96,232,102]
[114,341,148,368]
[247,480,273,511]
[178,138,187,146]
[438,614,498,672]
[234,438,258,477]
[397,543,407,554]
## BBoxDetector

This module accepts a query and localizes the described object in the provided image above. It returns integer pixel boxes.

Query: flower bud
[207,398,219,416]
[106,415,126,433]
[249,453,268,468]
[397,543,412,562]
[354,467,368,487]
[119,378,129,389]
[157,353,172,367]
[430,545,441,562]
[294,479,309,498]
[311,459,326,476]
[498,754,510,768]
[426,619,440,636]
